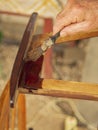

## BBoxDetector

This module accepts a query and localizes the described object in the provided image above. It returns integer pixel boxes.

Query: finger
[58,0,76,17]
[56,1,70,19]
[56,0,73,18]
[53,0,84,35]
[53,0,74,35]
[56,10,66,19]
[53,15,72,35]
[53,5,84,34]
[60,21,90,37]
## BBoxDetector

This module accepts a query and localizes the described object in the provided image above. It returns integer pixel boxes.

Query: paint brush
[26,31,60,61]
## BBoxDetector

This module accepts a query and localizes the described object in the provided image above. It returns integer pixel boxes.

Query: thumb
[60,21,90,37]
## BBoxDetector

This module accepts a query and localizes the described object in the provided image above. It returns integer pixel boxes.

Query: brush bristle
[26,47,43,61]
[25,38,54,61]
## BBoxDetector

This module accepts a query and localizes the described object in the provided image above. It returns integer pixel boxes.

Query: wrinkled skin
[53,0,98,37]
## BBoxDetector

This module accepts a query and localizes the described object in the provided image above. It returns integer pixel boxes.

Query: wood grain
[10,12,38,107]
[0,82,10,130]
[10,108,16,130]
[56,30,98,43]
[5,113,9,130]
[17,94,26,130]
[19,79,98,101]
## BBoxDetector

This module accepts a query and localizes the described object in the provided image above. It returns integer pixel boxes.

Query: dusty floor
[0,15,98,130]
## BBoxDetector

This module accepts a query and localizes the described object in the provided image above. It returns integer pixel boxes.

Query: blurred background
[0,0,98,130]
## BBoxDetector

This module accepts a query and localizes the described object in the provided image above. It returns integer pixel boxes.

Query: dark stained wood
[19,79,98,101]
[19,56,43,88]
[10,12,38,107]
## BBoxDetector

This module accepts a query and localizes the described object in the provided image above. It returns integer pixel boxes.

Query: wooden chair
[0,12,98,130]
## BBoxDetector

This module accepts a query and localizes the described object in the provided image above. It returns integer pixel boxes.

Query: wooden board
[17,94,26,130]
[0,82,10,130]
[19,79,98,101]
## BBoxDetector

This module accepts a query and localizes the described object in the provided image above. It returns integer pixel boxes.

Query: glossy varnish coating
[19,56,43,87]
[10,12,38,107]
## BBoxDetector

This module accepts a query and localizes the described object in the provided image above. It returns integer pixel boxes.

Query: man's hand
[53,0,98,37]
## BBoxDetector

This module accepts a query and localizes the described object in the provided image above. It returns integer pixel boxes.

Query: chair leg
[10,108,16,130]
[0,82,10,130]
[17,94,26,130]
[5,113,9,130]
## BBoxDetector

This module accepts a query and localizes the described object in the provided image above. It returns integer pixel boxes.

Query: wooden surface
[0,82,10,130]
[38,30,98,43]
[10,94,26,130]
[19,79,98,101]
[4,111,9,130]
[17,94,26,130]
[0,82,26,130]
[10,108,16,130]
[10,12,38,107]
[56,30,98,43]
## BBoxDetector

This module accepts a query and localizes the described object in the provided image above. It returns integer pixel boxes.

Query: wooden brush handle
[30,30,98,49]
[56,30,98,43]
[28,29,98,62]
